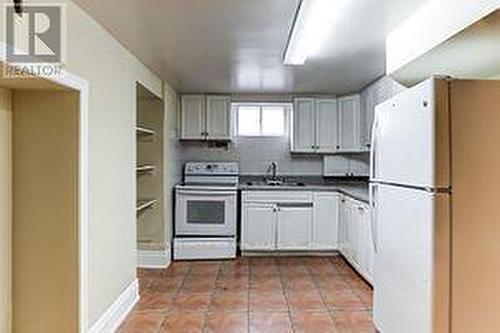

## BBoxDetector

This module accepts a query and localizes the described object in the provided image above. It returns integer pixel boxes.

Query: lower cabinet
[241,190,373,285]
[241,191,338,252]
[358,205,374,280]
[242,203,276,251]
[277,204,313,250]
[241,194,314,251]
[312,192,339,250]
[339,196,374,284]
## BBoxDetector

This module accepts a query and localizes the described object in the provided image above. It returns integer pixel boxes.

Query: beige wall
[163,83,179,247]
[0,0,165,328]
[12,90,79,333]
[450,80,500,333]
[0,88,12,333]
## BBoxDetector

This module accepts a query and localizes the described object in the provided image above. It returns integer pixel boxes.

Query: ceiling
[72,0,429,94]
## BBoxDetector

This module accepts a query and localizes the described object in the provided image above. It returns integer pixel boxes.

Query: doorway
[0,61,89,333]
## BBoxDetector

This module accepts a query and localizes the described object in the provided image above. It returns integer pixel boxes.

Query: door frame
[0,42,90,332]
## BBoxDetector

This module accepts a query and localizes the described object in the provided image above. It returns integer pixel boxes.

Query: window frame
[233,102,291,138]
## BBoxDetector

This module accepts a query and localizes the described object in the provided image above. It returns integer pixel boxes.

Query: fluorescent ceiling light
[283,0,338,66]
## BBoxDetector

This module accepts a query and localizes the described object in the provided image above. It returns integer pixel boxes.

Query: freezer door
[371,79,450,189]
[372,184,450,333]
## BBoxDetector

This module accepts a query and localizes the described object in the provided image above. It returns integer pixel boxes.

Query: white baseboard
[137,248,171,269]
[88,279,139,333]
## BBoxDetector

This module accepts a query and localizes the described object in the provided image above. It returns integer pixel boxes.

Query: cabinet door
[323,155,351,177]
[181,95,206,140]
[349,154,370,177]
[276,205,313,250]
[312,193,339,250]
[357,203,374,282]
[241,203,276,251]
[292,98,316,153]
[346,198,359,264]
[338,197,348,256]
[316,99,339,153]
[206,95,231,141]
[338,95,361,152]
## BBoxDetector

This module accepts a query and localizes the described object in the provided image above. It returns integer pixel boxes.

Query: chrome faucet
[266,161,282,185]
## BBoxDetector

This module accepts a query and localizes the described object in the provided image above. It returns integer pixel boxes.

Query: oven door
[175,188,237,237]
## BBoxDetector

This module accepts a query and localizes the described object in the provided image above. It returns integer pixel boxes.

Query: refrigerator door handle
[370,184,379,253]
[370,112,379,180]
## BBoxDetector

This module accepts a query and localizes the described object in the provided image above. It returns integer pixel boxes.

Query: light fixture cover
[283,0,338,66]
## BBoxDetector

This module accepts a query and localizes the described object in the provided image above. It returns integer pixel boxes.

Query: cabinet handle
[336,145,340,150]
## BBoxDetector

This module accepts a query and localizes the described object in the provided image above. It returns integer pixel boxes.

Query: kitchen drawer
[242,191,313,203]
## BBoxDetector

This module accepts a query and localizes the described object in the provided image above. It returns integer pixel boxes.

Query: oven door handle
[177,189,237,196]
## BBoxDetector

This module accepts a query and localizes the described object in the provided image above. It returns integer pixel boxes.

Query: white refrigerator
[371,77,500,333]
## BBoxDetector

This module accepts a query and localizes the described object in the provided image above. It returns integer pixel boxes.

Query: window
[235,103,288,136]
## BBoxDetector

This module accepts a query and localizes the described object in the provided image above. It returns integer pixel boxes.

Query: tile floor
[119,256,376,333]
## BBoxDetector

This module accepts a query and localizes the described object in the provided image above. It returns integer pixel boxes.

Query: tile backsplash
[173,135,324,183]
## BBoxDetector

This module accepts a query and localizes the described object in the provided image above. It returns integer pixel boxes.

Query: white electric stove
[174,162,239,260]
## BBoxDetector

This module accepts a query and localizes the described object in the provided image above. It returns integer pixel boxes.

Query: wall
[360,75,407,146]
[0,0,164,328]
[0,88,12,333]
[136,85,164,252]
[175,137,323,181]
[12,90,79,333]
[163,83,179,246]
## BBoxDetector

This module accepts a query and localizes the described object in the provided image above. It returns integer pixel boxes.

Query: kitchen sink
[245,180,307,187]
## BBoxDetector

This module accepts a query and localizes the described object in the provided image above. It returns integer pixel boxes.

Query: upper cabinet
[181,95,206,140]
[323,155,369,177]
[292,98,339,154]
[206,95,231,141]
[316,99,340,153]
[338,95,362,153]
[292,98,317,153]
[292,95,365,154]
[181,94,231,141]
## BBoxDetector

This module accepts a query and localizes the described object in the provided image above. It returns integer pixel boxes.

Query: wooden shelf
[136,199,157,212]
[136,165,155,173]
[136,126,155,136]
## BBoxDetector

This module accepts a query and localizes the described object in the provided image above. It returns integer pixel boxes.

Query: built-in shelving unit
[136,165,156,173]
[135,83,165,265]
[136,199,157,213]
[136,126,155,136]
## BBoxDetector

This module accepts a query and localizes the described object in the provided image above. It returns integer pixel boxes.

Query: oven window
[187,201,225,225]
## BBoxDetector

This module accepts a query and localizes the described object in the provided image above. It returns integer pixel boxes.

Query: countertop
[238,176,370,203]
